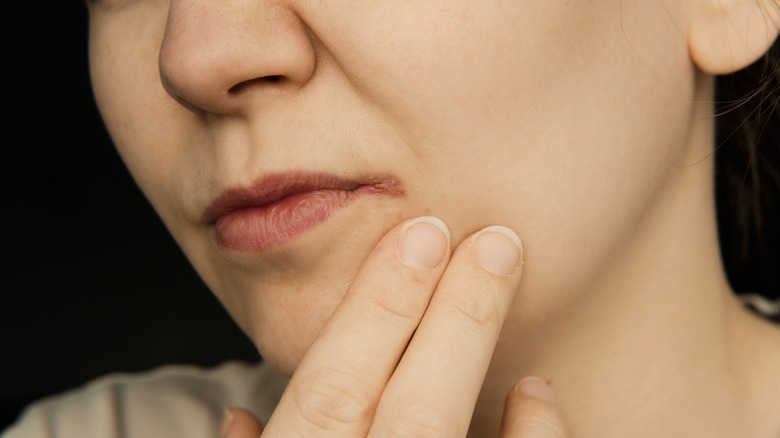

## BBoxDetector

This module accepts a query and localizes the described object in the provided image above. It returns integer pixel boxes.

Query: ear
[689,0,780,74]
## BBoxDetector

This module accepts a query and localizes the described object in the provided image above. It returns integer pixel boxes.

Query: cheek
[311,0,695,309]
[90,7,167,186]
[308,1,612,141]
[89,3,207,247]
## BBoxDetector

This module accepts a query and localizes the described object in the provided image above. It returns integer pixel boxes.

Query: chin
[241,278,351,378]
[196,204,410,377]
[248,340,297,377]
[251,319,326,378]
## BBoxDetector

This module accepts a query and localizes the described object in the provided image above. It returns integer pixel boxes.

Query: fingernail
[470,226,523,276]
[220,408,234,437]
[515,377,557,405]
[398,216,450,268]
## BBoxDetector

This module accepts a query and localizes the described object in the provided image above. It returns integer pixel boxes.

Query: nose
[159,0,316,115]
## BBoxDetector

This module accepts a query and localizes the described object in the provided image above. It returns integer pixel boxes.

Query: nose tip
[159,1,316,115]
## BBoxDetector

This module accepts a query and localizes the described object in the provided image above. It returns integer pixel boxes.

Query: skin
[86,0,780,436]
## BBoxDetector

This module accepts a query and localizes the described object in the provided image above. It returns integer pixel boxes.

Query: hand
[221,378,566,437]
[220,216,568,437]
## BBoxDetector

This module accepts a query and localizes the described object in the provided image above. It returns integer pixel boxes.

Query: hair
[714,35,780,301]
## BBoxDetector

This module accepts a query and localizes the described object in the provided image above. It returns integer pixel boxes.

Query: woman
[6,0,780,436]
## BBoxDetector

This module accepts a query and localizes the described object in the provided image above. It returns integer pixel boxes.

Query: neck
[470,76,780,437]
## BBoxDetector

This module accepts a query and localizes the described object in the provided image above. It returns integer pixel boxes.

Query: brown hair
[715,37,780,300]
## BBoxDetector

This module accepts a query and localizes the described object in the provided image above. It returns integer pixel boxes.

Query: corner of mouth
[361,175,406,197]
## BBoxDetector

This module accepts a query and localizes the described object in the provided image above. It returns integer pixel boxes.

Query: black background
[3,3,260,430]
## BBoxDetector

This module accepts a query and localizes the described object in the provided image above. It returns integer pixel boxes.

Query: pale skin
[86,0,780,436]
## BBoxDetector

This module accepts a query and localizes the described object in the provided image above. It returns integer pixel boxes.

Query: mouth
[203,172,404,251]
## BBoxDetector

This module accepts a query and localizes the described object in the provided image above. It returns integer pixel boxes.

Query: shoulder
[2,360,286,438]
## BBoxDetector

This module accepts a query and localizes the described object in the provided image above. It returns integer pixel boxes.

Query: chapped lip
[202,171,405,225]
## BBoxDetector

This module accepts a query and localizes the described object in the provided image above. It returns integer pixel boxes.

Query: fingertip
[397,216,451,269]
[220,408,235,436]
[220,407,264,438]
[469,226,524,277]
[512,376,557,405]
[502,377,568,437]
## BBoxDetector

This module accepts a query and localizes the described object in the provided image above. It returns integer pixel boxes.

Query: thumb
[500,377,568,437]
[220,407,264,438]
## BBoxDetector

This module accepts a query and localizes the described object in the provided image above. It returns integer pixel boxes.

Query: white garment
[2,361,286,438]
[4,295,777,438]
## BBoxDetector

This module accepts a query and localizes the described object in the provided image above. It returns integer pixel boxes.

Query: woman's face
[88,0,697,374]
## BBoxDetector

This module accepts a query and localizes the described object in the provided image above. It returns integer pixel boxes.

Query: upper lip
[202,171,400,225]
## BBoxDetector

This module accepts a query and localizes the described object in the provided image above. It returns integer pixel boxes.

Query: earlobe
[688,0,779,74]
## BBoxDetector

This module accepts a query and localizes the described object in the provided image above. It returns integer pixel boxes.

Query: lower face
[88,0,697,375]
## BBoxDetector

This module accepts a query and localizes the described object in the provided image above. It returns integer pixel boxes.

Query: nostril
[228,75,286,95]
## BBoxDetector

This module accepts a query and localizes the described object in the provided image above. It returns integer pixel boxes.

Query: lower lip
[214,188,364,251]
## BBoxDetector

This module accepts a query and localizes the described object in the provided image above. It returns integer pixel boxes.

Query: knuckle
[290,367,372,432]
[449,283,505,330]
[387,402,451,437]
[365,290,423,329]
